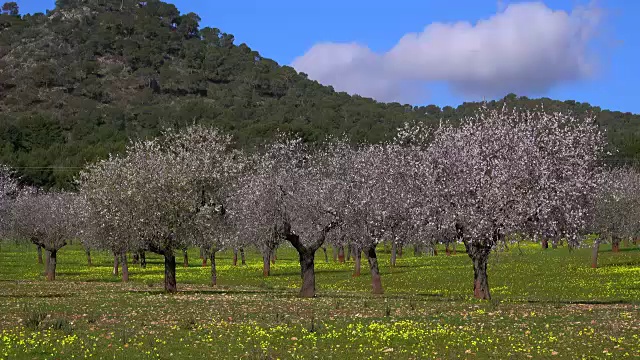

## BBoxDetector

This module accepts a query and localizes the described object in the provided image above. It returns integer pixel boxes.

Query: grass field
[0,242,639,359]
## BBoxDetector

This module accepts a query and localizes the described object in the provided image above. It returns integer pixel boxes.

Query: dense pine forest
[1,0,639,188]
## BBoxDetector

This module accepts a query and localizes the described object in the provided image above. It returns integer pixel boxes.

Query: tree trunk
[541,238,548,249]
[390,241,397,267]
[446,242,451,256]
[37,245,43,264]
[591,238,600,268]
[398,244,403,257]
[46,249,57,281]
[199,247,205,259]
[452,242,457,255]
[413,244,421,256]
[182,249,189,267]
[233,248,238,266]
[322,246,329,263]
[353,247,361,277]
[552,237,558,249]
[332,245,338,262]
[164,253,177,293]
[210,250,217,286]
[139,251,146,269]
[466,242,491,300]
[240,248,246,265]
[262,251,271,277]
[365,245,383,294]
[338,245,345,263]
[86,249,92,266]
[346,244,352,261]
[270,248,276,264]
[121,251,129,283]
[132,252,139,265]
[112,252,119,276]
[299,250,316,298]
[612,237,621,253]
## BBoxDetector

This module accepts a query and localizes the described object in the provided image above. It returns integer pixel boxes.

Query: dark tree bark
[112,252,119,276]
[322,246,329,263]
[465,241,492,300]
[121,251,129,282]
[37,245,43,264]
[270,248,277,264]
[139,251,146,268]
[262,251,271,277]
[201,247,208,267]
[337,245,345,263]
[332,245,338,262]
[413,244,421,256]
[591,238,600,268]
[446,242,451,256]
[240,247,246,265]
[346,244,352,261]
[86,248,92,266]
[210,249,217,286]
[199,247,205,259]
[132,252,139,265]
[552,237,558,249]
[398,244,403,257]
[452,242,457,255]
[164,253,177,293]
[298,248,316,298]
[353,246,361,277]
[612,236,621,253]
[365,245,383,294]
[182,249,189,267]
[541,239,549,249]
[46,249,57,281]
[285,221,336,298]
[233,248,238,266]
[390,241,397,267]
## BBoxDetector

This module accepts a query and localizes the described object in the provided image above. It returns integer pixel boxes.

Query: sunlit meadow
[0,242,639,359]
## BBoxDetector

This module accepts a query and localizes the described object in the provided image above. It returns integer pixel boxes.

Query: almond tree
[424,107,605,300]
[590,167,640,267]
[9,190,84,281]
[232,136,345,297]
[79,125,243,293]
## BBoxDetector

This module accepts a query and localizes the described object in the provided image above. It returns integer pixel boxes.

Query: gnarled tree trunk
[46,249,57,281]
[164,252,177,293]
[210,249,217,286]
[112,252,119,276]
[338,245,345,263]
[262,251,271,277]
[37,245,43,264]
[465,241,491,300]
[121,251,129,282]
[365,245,383,294]
[353,246,361,277]
[612,236,621,253]
[591,238,600,268]
[390,241,397,267]
[240,247,246,265]
[298,249,316,298]
[182,249,189,267]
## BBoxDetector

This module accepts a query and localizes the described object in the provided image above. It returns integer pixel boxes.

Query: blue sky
[17,0,639,114]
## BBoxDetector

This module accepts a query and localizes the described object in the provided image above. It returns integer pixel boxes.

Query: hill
[1,0,639,188]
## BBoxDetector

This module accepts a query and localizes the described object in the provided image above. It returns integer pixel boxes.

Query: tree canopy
[0,0,638,188]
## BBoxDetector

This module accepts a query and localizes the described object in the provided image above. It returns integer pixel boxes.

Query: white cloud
[291,1,603,103]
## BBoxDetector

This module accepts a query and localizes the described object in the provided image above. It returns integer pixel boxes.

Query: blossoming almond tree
[423,107,605,299]
[232,136,346,297]
[79,125,243,293]
[9,190,84,281]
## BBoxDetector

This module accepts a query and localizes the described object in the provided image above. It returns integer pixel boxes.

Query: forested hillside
[1,0,639,188]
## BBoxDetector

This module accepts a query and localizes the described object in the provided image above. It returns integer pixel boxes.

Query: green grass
[0,242,639,359]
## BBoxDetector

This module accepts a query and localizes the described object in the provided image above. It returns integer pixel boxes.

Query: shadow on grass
[0,293,73,299]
